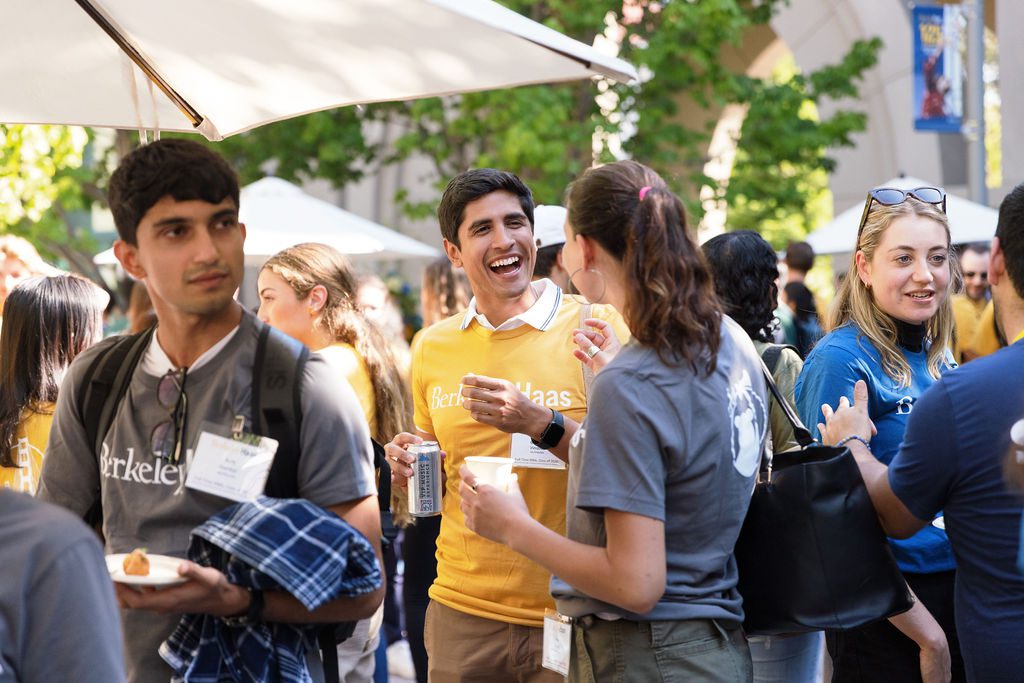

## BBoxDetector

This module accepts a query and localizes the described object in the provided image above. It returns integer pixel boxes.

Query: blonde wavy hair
[829,198,960,387]
[261,243,414,524]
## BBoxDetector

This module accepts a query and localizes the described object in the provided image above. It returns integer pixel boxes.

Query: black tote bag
[734,364,914,635]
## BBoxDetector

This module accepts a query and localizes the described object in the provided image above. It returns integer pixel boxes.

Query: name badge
[510,432,566,470]
[185,420,278,502]
[542,609,571,676]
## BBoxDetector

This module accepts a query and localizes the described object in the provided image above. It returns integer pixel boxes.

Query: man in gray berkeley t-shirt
[37,139,384,682]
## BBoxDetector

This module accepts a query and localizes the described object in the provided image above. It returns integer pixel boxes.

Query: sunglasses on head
[857,186,947,240]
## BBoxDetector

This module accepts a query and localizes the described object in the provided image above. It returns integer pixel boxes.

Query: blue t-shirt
[888,339,1024,682]
[794,324,956,574]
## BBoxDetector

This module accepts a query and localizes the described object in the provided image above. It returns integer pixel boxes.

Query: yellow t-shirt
[963,300,1002,361]
[317,343,377,438]
[0,403,55,494]
[952,294,988,363]
[413,299,626,627]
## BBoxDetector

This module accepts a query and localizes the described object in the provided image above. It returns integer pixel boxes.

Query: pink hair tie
[638,186,652,201]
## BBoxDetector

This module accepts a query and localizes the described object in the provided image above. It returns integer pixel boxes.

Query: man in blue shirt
[819,182,1024,683]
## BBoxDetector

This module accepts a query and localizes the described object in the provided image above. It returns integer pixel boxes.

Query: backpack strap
[252,324,309,500]
[759,343,796,376]
[78,328,155,527]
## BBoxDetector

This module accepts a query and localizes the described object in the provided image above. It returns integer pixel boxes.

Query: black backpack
[76,323,389,683]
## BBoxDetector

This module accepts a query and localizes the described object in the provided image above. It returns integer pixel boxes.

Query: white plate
[932,516,946,530]
[106,553,188,587]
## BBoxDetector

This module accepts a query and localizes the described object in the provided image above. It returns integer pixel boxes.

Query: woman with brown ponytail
[257,242,411,681]
[459,160,767,682]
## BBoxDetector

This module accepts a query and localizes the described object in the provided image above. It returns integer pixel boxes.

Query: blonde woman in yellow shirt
[0,275,107,493]
[257,242,410,681]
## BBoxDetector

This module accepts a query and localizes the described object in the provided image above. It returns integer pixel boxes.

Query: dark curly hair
[702,231,779,343]
[108,138,239,245]
[566,160,721,372]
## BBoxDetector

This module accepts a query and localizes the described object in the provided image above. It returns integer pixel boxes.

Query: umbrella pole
[74,0,205,131]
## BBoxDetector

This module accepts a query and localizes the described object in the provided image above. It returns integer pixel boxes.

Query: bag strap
[760,343,796,375]
[251,326,350,683]
[758,357,815,448]
[252,324,309,500]
[78,328,155,527]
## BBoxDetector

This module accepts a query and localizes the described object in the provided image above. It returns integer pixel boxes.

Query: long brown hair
[566,160,722,372]
[0,275,107,465]
[830,199,958,386]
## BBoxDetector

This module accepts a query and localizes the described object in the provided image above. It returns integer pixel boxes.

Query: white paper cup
[465,456,515,492]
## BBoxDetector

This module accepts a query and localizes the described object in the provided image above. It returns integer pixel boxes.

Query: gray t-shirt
[37,309,375,683]
[551,316,767,624]
[0,490,125,683]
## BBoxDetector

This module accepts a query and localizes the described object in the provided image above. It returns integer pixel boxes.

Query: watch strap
[531,408,565,450]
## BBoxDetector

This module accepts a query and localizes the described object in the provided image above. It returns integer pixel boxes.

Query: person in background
[403,255,472,683]
[951,242,991,363]
[795,186,963,682]
[784,241,815,285]
[704,231,822,683]
[704,232,805,460]
[357,273,412,381]
[0,489,126,681]
[816,180,1024,683]
[531,204,571,291]
[0,275,107,494]
[460,161,765,682]
[258,242,411,683]
[783,281,824,359]
[0,235,60,324]
[126,280,158,334]
[961,298,1004,362]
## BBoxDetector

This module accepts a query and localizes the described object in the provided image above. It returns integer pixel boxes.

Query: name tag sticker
[510,432,566,469]
[185,421,277,502]
[542,609,571,676]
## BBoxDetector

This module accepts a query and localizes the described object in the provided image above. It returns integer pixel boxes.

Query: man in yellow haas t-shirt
[386,169,626,682]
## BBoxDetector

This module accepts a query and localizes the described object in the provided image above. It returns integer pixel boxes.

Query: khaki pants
[424,601,562,683]
[569,616,752,683]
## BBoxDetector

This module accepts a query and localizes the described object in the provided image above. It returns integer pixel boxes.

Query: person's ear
[855,250,872,289]
[989,237,1006,288]
[308,284,328,314]
[576,234,596,270]
[113,240,146,280]
[443,238,462,268]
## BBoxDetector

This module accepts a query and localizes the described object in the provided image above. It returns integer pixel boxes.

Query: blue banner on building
[913,4,963,133]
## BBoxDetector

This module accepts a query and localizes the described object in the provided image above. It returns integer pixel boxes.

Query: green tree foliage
[725,38,883,247]
[210,108,372,187]
[0,125,106,276]
[206,0,878,243]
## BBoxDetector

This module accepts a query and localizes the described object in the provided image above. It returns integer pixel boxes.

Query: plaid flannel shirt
[159,496,381,683]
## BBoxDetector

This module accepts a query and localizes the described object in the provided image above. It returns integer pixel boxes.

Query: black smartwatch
[531,408,565,450]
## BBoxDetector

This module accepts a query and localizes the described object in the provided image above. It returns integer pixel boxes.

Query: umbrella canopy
[806,176,998,256]
[5,0,637,140]
[94,176,440,265]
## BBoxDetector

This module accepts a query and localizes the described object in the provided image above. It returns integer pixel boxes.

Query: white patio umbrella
[4,0,637,140]
[806,176,998,255]
[93,176,440,265]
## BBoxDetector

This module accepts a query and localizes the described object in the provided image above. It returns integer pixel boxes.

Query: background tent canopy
[805,176,998,256]
[94,176,440,265]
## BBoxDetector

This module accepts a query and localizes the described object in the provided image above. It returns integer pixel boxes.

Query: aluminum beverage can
[408,441,442,517]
